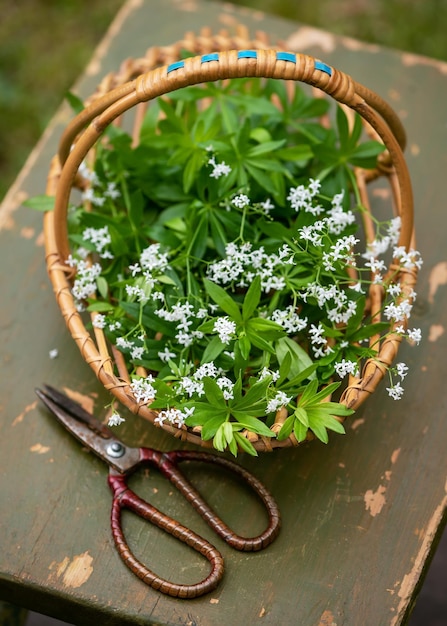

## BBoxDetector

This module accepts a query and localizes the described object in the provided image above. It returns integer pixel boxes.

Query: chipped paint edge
[390,479,447,625]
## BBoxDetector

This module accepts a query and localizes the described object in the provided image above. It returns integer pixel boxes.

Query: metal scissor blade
[39,384,112,438]
[35,386,140,473]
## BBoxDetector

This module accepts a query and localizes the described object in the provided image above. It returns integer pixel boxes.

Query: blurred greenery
[1,0,446,202]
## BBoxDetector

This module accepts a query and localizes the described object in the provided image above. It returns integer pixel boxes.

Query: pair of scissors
[35,385,281,598]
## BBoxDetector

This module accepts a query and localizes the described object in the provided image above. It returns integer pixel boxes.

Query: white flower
[154,406,195,428]
[266,391,292,414]
[407,327,422,345]
[158,346,176,363]
[130,376,157,404]
[92,314,107,329]
[178,377,205,398]
[82,226,113,258]
[49,348,59,359]
[232,194,250,209]
[108,411,125,426]
[130,346,145,360]
[214,317,237,344]
[396,362,409,379]
[208,155,232,179]
[334,359,359,379]
[216,376,235,400]
[259,198,275,214]
[387,382,404,400]
[271,306,307,333]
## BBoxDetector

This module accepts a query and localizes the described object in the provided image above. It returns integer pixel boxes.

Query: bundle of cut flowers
[36,75,422,456]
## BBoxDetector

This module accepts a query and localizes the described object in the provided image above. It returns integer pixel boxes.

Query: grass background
[1,0,446,202]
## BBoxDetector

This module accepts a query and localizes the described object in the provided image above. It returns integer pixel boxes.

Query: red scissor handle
[108,449,280,598]
[109,472,224,598]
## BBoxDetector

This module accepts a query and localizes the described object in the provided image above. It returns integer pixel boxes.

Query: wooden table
[1,1,446,624]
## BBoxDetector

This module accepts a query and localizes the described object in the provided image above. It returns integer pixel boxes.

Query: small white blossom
[266,391,292,414]
[214,317,237,344]
[334,359,359,379]
[158,346,176,363]
[130,376,157,404]
[92,314,107,329]
[49,348,59,359]
[208,155,232,179]
[387,382,404,400]
[407,327,422,345]
[232,194,250,209]
[108,411,125,426]
[396,362,409,379]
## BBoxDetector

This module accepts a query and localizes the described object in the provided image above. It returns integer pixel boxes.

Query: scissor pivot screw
[107,442,125,458]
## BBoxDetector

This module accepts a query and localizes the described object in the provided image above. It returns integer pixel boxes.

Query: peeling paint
[428,261,447,303]
[63,387,97,415]
[49,552,94,589]
[390,481,447,625]
[30,443,50,454]
[410,144,420,156]
[319,609,337,625]
[351,417,365,430]
[20,226,35,239]
[372,188,391,200]
[428,324,445,342]
[401,52,447,74]
[12,400,37,426]
[391,448,401,465]
[85,0,144,77]
[285,27,336,53]
[364,484,387,516]
[258,607,266,617]
[0,190,27,231]
[210,598,219,604]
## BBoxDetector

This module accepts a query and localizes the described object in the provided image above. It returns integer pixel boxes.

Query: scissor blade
[40,384,112,438]
[35,386,140,473]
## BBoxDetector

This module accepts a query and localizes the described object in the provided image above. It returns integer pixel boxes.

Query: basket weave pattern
[44,27,417,451]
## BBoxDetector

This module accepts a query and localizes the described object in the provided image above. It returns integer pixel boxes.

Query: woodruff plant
[32,76,422,455]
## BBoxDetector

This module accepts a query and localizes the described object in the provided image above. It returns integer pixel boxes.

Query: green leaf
[203,377,226,407]
[247,139,286,157]
[303,382,341,406]
[246,318,285,339]
[277,413,295,441]
[293,420,309,443]
[232,415,273,438]
[233,431,258,456]
[23,195,54,212]
[231,376,271,411]
[86,301,114,313]
[294,407,309,427]
[276,337,314,380]
[201,412,230,440]
[203,278,242,322]
[201,335,226,364]
[237,335,251,360]
[65,90,85,114]
[242,276,261,321]
[96,276,109,300]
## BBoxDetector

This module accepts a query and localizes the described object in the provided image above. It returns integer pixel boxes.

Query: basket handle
[51,49,413,263]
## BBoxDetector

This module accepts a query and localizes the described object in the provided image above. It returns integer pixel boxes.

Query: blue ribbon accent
[237,50,258,59]
[201,53,219,63]
[276,52,296,63]
[314,60,332,76]
[167,60,185,74]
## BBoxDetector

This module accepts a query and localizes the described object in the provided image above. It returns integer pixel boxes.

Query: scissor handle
[151,449,281,551]
[109,472,225,598]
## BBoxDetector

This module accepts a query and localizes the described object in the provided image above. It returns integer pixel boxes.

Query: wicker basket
[44,26,417,452]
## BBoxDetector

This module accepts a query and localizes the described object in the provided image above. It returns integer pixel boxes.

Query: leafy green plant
[29,76,422,455]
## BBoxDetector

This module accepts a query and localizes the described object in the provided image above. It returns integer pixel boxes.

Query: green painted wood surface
[1,1,446,624]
